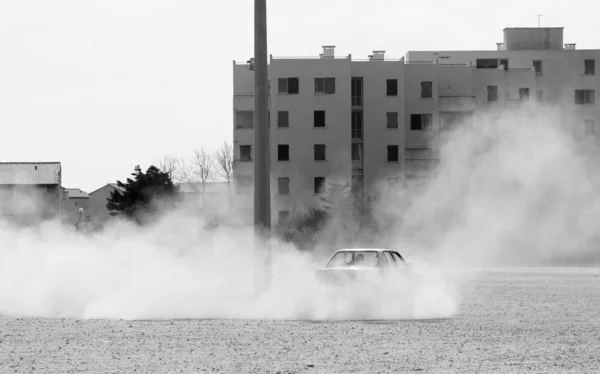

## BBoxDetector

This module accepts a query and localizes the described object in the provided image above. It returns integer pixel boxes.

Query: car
[315,248,412,285]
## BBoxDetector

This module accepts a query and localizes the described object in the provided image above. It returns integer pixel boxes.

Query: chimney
[564,43,576,50]
[496,43,505,51]
[321,46,335,58]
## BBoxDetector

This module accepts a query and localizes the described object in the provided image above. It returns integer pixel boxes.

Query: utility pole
[254,0,271,293]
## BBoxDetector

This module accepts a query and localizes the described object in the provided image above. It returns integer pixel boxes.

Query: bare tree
[214,141,234,217]
[155,155,180,182]
[190,147,215,210]
[214,141,234,183]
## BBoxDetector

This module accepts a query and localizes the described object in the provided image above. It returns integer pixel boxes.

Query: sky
[0,0,598,192]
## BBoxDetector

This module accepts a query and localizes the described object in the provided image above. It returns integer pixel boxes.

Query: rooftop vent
[246,58,255,70]
[564,43,576,50]
[369,50,385,61]
[496,43,506,51]
[321,46,335,58]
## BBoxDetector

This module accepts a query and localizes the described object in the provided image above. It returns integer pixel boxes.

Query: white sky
[0,0,598,192]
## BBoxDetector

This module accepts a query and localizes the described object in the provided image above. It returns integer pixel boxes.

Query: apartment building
[233,27,600,226]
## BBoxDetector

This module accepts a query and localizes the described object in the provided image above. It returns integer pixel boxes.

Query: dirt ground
[1,267,599,374]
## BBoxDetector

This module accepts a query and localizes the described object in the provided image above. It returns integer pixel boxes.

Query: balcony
[438,95,476,111]
[352,161,364,175]
[405,159,439,176]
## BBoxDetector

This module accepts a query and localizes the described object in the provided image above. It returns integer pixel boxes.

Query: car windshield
[326,251,380,268]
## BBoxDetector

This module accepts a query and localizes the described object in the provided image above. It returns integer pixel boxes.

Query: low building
[61,188,90,224]
[88,183,124,224]
[0,162,62,224]
[177,181,234,221]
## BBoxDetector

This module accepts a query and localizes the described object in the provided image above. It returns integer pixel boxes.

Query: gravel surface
[1,267,599,373]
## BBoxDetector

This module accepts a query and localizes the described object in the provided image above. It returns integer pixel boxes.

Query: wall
[504,28,563,51]
[268,57,352,224]
[61,197,90,225]
[0,184,60,224]
[351,60,405,201]
[88,184,118,224]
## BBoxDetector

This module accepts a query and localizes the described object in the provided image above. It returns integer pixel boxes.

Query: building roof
[0,162,61,185]
[88,183,125,195]
[108,183,125,192]
[64,188,89,199]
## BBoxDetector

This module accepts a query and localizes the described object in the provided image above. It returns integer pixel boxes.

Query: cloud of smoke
[0,188,457,320]
[5,106,594,321]
[375,105,600,270]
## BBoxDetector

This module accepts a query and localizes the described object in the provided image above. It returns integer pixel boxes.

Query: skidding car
[315,248,412,285]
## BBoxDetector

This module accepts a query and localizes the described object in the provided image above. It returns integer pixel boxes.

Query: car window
[326,251,380,268]
[391,252,406,267]
[383,251,395,266]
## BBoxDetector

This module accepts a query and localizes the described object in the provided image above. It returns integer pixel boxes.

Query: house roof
[0,162,61,185]
[88,183,125,195]
[64,188,89,199]
[108,183,125,192]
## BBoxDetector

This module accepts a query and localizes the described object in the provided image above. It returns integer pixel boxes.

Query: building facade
[0,162,63,224]
[233,27,600,226]
[88,183,124,224]
[61,188,90,225]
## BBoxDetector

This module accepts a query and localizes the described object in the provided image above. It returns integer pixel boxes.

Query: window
[277,111,289,128]
[421,81,433,98]
[477,58,508,70]
[487,86,498,102]
[315,77,335,94]
[575,90,595,105]
[278,177,290,194]
[519,88,530,101]
[240,145,252,161]
[278,210,290,224]
[352,111,363,139]
[351,143,363,161]
[391,252,406,267]
[533,60,542,75]
[410,114,432,131]
[536,89,543,102]
[351,77,363,106]
[386,79,398,96]
[277,144,290,161]
[314,110,326,127]
[314,177,326,194]
[476,58,498,69]
[386,112,398,128]
[585,59,595,75]
[387,145,399,162]
[314,144,326,161]
[278,77,299,94]
[584,120,596,135]
[235,111,254,129]
[383,252,395,267]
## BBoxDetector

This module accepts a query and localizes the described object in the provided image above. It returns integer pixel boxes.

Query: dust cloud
[1,106,597,320]
[0,210,457,320]
[375,105,600,270]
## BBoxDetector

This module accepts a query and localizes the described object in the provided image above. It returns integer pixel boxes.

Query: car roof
[333,248,397,253]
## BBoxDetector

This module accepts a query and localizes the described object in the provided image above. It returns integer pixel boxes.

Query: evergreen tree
[107,165,180,223]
